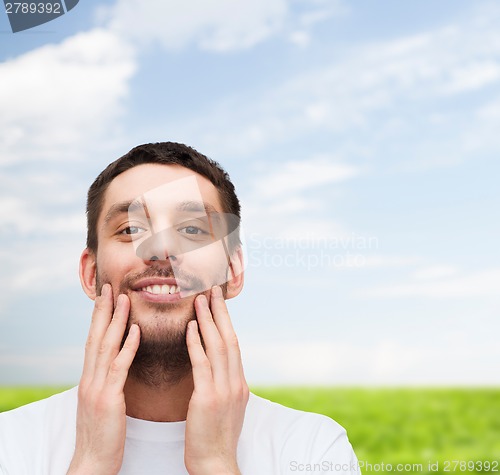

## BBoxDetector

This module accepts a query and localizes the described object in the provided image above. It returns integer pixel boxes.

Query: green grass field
[1,386,499,474]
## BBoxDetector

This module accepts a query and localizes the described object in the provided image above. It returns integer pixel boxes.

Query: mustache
[119,264,204,293]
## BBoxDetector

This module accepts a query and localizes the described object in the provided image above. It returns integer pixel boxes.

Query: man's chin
[128,300,196,334]
[127,323,193,387]
[121,295,198,386]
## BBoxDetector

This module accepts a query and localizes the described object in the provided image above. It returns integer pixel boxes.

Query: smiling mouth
[140,284,181,295]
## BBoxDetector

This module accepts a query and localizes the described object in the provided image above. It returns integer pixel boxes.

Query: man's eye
[120,226,145,235]
[179,226,208,235]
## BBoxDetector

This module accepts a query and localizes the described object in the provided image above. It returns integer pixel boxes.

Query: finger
[209,286,245,381]
[82,283,114,379]
[195,294,229,386]
[93,294,131,384]
[106,324,141,393]
[186,320,213,389]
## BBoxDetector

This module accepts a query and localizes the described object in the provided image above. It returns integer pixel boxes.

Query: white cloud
[288,30,311,49]
[0,239,82,297]
[0,346,83,384]
[0,168,87,238]
[108,0,288,52]
[298,5,341,28]
[242,337,500,385]
[442,60,500,94]
[106,0,348,53]
[240,156,358,240]
[361,255,421,268]
[334,254,421,270]
[254,156,359,199]
[243,341,361,385]
[0,197,85,236]
[0,346,83,367]
[0,28,136,305]
[174,3,500,164]
[362,268,500,298]
[252,218,348,242]
[412,265,459,280]
[476,94,500,119]
[0,28,136,165]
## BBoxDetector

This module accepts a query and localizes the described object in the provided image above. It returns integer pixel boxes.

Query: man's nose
[135,228,180,262]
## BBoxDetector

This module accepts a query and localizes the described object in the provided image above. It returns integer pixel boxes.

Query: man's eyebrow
[176,200,219,215]
[103,199,144,227]
[102,199,219,227]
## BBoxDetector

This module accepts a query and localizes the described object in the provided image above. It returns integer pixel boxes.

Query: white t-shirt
[0,387,360,474]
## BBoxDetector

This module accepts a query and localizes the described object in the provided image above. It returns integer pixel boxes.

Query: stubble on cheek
[94,262,229,341]
[94,266,232,386]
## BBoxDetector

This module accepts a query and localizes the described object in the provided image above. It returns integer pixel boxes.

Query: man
[0,142,359,474]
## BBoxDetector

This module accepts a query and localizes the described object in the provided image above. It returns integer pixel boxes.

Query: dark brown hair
[86,142,241,253]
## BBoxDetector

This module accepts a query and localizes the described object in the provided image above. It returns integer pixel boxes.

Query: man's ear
[79,248,97,300]
[225,246,245,300]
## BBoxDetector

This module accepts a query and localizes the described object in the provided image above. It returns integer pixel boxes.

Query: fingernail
[196,294,208,306]
[117,294,126,306]
[130,324,139,336]
[102,284,109,297]
[212,286,222,298]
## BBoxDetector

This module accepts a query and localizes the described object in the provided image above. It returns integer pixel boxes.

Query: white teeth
[141,284,180,295]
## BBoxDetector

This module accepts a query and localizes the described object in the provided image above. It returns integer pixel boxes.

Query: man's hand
[184,285,249,475]
[67,284,140,475]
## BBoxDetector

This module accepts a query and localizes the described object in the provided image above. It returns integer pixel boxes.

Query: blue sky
[1,0,499,385]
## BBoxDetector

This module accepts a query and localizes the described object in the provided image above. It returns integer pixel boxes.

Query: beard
[95,263,227,388]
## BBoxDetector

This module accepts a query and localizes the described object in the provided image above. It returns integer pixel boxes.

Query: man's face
[82,163,240,384]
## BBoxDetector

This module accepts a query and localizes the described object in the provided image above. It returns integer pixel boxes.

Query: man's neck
[124,374,194,422]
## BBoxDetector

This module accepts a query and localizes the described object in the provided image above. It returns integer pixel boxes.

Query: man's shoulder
[0,387,78,473]
[0,386,78,442]
[245,392,347,440]
[240,393,359,473]
[0,386,78,422]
